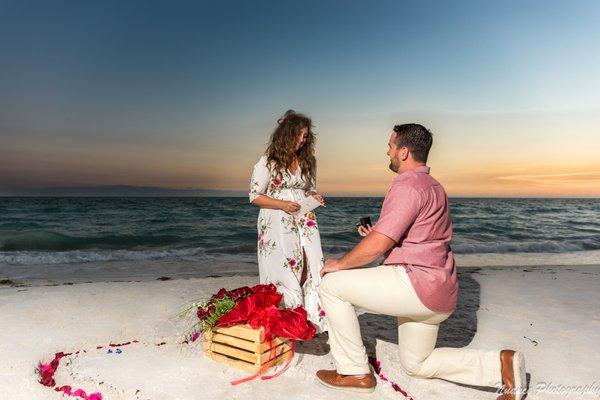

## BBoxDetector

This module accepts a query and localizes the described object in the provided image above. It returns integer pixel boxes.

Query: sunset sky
[1,1,599,197]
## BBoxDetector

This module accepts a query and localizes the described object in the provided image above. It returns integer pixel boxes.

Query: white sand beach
[1,265,599,400]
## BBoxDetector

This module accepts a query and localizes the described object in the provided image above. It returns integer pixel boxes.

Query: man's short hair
[392,124,433,163]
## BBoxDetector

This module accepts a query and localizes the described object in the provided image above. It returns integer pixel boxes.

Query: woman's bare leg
[300,248,309,287]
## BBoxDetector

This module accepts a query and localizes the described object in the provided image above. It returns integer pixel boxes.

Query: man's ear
[400,146,409,161]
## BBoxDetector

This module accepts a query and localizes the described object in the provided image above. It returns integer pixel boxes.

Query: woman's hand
[312,193,326,207]
[357,224,373,237]
[307,191,326,207]
[280,200,301,214]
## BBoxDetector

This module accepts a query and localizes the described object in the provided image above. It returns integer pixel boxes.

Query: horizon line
[1,195,599,199]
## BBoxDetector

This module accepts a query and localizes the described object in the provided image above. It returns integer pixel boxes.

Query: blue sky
[1,0,599,196]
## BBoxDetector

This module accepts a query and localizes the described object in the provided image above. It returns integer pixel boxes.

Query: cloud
[496,171,600,186]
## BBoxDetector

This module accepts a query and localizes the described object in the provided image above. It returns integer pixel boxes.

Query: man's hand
[320,258,342,277]
[357,224,373,237]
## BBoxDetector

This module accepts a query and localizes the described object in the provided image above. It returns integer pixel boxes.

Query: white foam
[453,238,600,254]
[0,247,207,266]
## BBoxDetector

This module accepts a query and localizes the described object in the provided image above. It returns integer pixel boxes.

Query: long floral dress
[249,155,327,332]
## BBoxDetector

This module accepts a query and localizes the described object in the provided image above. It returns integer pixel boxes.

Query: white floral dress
[249,155,327,332]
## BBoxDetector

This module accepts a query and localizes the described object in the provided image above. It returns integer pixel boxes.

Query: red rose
[289,258,297,267]
[38,355,64,387]
[40,375,55,387]
[210,288,228,302]
[306,220,316,227]
[207,305,216,315]
[229,286,252,301]
[272,178,281,186]
[196,307,209,320]
[39,370,56,387]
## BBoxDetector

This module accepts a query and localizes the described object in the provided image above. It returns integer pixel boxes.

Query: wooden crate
[203,324,293,373]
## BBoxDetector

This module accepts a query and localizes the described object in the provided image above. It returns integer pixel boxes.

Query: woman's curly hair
[265,110,316,190]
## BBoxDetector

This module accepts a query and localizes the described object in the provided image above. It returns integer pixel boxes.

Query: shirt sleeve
[249,156,271,203]
[372,185,421,243]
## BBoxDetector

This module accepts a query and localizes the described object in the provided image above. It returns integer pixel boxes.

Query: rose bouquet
[180,284,316,384]
[180,284,316,343]
[179,286,253,339]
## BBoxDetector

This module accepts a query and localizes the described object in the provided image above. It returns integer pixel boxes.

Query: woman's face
[295,127,309,151]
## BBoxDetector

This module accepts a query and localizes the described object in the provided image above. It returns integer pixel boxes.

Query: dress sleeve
[249,156,271,203]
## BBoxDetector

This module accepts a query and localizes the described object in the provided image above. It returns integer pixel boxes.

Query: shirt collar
[393,165,430,181]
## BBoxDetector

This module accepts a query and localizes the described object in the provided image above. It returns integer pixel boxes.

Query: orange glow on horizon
[1,109,599,197]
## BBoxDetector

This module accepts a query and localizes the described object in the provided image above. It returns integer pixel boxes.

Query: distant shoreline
[1,195,599,199]
[1,184,599,198]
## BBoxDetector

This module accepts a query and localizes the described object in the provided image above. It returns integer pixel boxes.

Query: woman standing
[249,110,327,332]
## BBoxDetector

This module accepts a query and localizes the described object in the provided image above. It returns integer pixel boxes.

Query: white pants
[319,265,502,388]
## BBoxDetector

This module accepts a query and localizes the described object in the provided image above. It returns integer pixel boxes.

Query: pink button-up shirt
[372,166,457,314]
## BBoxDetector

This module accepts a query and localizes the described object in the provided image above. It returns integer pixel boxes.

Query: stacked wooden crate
[203,324,293,373]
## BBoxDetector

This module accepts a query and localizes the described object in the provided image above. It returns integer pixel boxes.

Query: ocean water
[1,197,599,281]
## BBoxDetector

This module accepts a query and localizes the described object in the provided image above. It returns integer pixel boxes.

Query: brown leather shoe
[316,369,376,393]
[497,350,526,400]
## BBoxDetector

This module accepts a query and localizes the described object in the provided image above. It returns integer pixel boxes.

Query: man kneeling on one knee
[316,124,526,400]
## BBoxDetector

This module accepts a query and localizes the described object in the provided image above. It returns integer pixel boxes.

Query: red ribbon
[217,284,316,342]
[216,284,315,384]
[259,340,296,381]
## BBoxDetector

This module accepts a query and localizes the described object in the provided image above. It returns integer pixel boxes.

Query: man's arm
[321,185,420,277]
[339,230,395,268]
[321,230,395,276]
